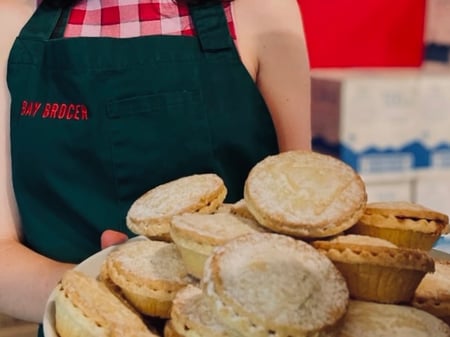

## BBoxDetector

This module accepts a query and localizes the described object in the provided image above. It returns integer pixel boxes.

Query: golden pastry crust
[97,261,140,314]
[363,201,449,223]
[312,235,435,304]
[170,213,264,247]
[55,270,158,337]
[203,232,349,337]
[105,239,190,318]
[169,285,239,337]
[348,201,448,250]
[229,199,259,222]
[356,214,445,234]
[412,260,450,324]
[213,203,234,214]
[170,244,210,280]
[339,300,450,337]
[348,224,443,251]
[244,151,367,239]
[127,174,227,240]
[313,235,434,272]
[164,321,183,337]
[349,202,449,250]
[170,212,265,278]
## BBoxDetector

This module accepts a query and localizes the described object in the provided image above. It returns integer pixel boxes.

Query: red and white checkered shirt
[40,0,236,38]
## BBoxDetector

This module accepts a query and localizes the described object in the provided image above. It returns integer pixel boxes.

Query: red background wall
[298,1,427,68]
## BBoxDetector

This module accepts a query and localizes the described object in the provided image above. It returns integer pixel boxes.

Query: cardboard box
[311,68,423,175]
[417,63,450,169]
[363,175,414,203]
[414,169,450,217]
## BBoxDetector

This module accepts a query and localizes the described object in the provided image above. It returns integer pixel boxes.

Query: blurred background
[300,0,450,217]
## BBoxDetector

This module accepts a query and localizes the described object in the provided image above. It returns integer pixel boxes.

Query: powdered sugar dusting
[330,234,397,248]
[107,240,187,282]
[340,300,450,337]
[128,174,225,220]
[172,285,232,334]
[171,213,263,244]
[245,151,366,226]
[209,233,349,333]
[414,260,450,300]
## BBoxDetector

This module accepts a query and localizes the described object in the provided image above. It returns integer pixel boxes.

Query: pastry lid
[203,232,349,336]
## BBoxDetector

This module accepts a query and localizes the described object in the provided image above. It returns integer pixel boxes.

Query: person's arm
[236,0,311,151]
[0,0,74,323]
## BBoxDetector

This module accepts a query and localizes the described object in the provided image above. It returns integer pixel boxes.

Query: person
[0,0,311,334]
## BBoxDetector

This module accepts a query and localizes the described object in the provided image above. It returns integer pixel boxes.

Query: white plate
[43,236,147,337]
[42,235,450,337]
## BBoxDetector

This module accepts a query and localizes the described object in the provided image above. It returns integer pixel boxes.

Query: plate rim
[42,236,148,337]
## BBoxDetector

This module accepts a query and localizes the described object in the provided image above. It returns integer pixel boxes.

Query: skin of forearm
[0,240,74,323]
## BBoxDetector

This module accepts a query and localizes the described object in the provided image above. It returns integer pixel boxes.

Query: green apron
[7,3,278,331]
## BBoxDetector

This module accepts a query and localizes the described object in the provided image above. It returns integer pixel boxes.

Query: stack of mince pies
[53,151,450,337]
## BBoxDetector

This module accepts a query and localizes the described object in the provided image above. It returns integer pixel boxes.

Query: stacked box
[311,69,423,170]
[312,66,450,207]
[414,170,450,217]
[417,63,450,169]
[420,0,450,219]
[364,178,415,204]
[414,63,450,216]
[311,68,423,202]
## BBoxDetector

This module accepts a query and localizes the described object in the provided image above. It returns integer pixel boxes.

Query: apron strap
[189,3,234,52]
[18,3,67,40]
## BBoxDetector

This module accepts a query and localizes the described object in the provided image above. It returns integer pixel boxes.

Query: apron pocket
[106,90,214,204]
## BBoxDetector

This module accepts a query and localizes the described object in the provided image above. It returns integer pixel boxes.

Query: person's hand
[100,230,128,249]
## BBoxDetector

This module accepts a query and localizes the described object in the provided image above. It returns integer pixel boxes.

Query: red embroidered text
[21,101,88,120]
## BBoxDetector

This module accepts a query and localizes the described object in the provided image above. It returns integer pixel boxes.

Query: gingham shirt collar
[38,0,235,38]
